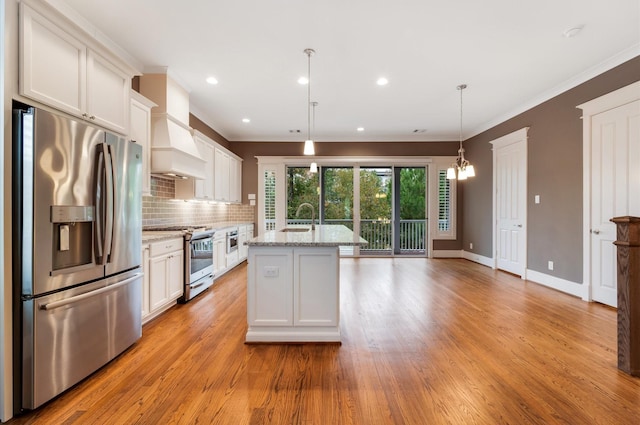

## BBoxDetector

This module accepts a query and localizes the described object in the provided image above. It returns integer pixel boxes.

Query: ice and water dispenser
[50,206,94,272]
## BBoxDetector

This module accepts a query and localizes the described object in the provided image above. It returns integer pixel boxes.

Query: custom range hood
[139,72,205,180]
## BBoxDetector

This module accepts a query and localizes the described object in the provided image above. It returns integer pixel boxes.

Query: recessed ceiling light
[563,25,584,38]
[242,118,251,123]
[298,77,309,85]
[206,76,218,85]
[376,77,389,86]
[357,127,364,132]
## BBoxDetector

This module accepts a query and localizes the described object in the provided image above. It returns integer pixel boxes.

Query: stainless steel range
[145,225,215,302]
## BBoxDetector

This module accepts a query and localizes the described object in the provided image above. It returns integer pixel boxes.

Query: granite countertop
[247,225,367,247]
[142,221,254,244]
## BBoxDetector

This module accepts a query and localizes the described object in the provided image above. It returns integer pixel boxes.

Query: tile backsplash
[143,176,255,228]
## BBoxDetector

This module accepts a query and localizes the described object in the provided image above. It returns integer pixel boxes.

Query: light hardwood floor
[9,258,640,424]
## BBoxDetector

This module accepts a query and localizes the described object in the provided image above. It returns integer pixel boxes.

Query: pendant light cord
[305,49,314,141]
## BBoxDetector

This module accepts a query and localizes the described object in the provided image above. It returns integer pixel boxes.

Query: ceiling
[60,0,639,142]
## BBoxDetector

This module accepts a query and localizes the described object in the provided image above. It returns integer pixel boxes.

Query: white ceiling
[60,0,639,142]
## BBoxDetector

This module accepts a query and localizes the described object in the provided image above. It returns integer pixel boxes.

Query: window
[433,166,456,239]
[438,169,451,231]
[264,170,276,231]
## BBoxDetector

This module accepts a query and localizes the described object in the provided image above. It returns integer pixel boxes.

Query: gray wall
[462,56,640,283]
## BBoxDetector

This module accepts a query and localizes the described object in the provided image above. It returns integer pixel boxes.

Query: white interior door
[492,128,528,277]
[589,99,640,307]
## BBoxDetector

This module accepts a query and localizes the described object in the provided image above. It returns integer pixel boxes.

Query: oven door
[190,236,214,283]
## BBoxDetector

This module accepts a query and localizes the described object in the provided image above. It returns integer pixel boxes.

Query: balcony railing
[282,218,426,255]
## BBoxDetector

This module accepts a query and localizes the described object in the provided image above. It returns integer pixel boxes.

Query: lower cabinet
[246,246,340,342]
[142,243,150,319]
[213,233,226,276]
[238,224,253,261]
[143,238,184,324]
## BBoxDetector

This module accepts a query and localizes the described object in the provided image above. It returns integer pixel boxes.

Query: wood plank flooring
[9,258,640,424]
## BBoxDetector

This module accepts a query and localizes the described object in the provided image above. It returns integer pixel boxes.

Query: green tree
[287,167,319,219]
[399,168,425,219]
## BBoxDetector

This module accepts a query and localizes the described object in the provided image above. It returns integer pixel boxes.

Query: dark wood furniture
[611,216,640,376]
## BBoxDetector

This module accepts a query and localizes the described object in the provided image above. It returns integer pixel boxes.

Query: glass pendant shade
[446,167,456,179]
[304,139,315,155]
[465,164,475,177]
[310,162,318,173]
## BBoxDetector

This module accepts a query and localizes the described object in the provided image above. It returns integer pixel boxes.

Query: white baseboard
[525,269,583,298]
[431,250,463,258]
[462,251,495,268]
[432,251,585,299]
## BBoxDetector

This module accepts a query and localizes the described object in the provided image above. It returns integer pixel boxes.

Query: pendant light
[310,101,318,173]
[303,48,315,155]
[447,84,475,180]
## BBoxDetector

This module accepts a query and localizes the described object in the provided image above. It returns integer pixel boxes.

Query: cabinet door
[247,248,294,326]
[214,238,226,275]
[238,230,248,260]
[293,248,339,327]
[214,148,230,201]
[142,245,150,320]
[167,250,184,299]
[86,50,130,134]
[149,255,169,312]
[195,138,215,200]
[202,142,215,200]
[20,3,86,117]
[130,94,152,195]
[229,157,240,203]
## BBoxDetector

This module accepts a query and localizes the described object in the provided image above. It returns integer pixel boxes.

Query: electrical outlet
[548,261,554,271]
[264,266,279,277]
[469,242,473,250]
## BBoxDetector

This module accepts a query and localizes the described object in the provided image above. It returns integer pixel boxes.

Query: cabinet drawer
[149,238,183,257]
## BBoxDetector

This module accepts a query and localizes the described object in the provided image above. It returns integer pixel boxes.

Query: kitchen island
[245,225,366,343]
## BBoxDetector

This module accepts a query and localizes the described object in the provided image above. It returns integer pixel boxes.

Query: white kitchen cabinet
[229,156,241,203]
[130,91,156,196]
[19,2,134,134]
[213,232,227,276]
[148,238,184,318]
[141,243,150,320]
[175,131,215,200]
[246,246,339,342]
[239,224,253,261]
[214,148,230,202]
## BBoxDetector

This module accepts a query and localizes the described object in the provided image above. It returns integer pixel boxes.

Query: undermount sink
[280,227,310,232]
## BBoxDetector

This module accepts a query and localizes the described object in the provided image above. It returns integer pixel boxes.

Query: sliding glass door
[359,167,393,255]
[395,167,426,255]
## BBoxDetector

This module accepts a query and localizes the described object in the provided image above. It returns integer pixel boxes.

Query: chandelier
[447,84,475,180]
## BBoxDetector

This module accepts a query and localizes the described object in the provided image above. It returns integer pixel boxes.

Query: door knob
[592,229,600,234]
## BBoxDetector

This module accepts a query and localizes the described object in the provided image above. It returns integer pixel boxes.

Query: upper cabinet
[19,2,138,135]
[214,147,231,202]
[175,140,243,203]
[229,156,242,203]
[130,91,157,196]
[175,131,216,200]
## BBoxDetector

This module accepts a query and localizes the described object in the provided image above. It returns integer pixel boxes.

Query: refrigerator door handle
[38,273,143,311]
[94,145,106,263]
[104,145,115,263]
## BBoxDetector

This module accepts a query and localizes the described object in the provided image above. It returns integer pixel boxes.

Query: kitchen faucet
[296,203,316,230]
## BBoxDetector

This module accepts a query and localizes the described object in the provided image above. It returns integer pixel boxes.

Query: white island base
[246,245,341,343]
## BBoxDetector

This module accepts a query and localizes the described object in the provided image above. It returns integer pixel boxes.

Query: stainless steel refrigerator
[12,102,143,411]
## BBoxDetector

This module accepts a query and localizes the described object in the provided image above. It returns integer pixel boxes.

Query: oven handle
[190,274,213,289]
